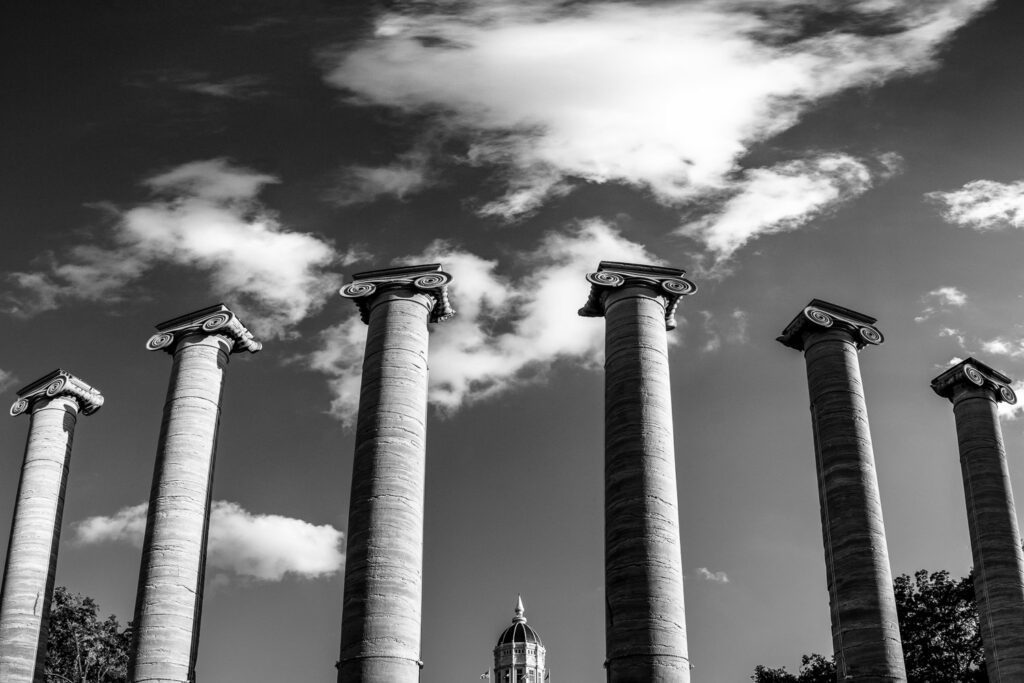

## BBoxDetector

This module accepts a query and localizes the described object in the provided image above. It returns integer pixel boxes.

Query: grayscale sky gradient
[2,1,1024,681]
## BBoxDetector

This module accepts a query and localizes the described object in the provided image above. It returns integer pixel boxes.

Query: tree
[45,586,131,683]
[752,571,986,683]
[894,570,986,682]
[752,654,835,683]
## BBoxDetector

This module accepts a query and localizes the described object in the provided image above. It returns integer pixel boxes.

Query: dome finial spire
[514,594,526,622]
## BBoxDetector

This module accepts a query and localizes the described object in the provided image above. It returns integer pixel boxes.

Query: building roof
[496,595,544,647]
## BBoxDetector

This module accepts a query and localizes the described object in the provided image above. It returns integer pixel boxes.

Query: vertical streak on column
[130,305,261,683]
[1,371,103,683]
[779,301,905,683]
[580,261,696,683]
[932,359,1024,681]
[337,265,453,683]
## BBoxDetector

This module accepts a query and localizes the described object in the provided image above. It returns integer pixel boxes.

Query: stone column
[931,358,1024,681]
[579,261,696,683]
[337,264,453,683]
[778,300,906,682]
[129,305,261,683]
[0,371,103,683]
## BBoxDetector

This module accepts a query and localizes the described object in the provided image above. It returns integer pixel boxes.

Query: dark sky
[3,1,1024,681]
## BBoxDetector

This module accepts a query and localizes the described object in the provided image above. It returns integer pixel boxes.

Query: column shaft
[338,291,432,683]
[952,392,1024,680]
[803,331,904,681]
[130,335,229,683]
[603,287,688,683]
[0,397,80,683]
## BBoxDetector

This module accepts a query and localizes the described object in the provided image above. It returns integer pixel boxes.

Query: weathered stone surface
[130,306,259,683]
[0,370,102,683]
[932,359,1024,682]
[581,261,696,683]
[338,265,452,683]
[779,301,906,682]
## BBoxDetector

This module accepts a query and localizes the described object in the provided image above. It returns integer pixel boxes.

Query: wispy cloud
[129,70,271,100]
[327,148,433,206]
[695,567,730,584]
[323,0,989,253]
[308,219,662,424]
[700,309,749,353]
[4,159,341,337]
[915,286,967,322]
[680,154,895,264]
[76,501,344,582]
[0,368,17,394]
[928,179,1024,230]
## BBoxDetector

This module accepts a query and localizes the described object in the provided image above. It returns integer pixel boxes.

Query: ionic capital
[777,299,884,351]
[931,357,1016,405]
[145,304,263,355]
[340,263,455,324]
[10,369,104,417]
[578,261,697,330]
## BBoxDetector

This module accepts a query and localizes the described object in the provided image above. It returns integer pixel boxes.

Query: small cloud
[695,567,730,584]
[915,286,966,322]
[177,75,271,100]
[938,327,966,348]
[129,70,271,100]
[928,179,1024,231]
[328,149,433,206]
[978,337,1024,358]
[699,309,749,352]
[0,368,17,393]
[4,159,340,337]
[76,501,344,582]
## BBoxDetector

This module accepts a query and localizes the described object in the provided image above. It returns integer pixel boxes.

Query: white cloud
[699,309,748,353]
[928,179,1024,230]
[695,567,730,584]
[915,286,967,322]
[328,149,433,206]
[930,286,968,307]
[309,220,661,424]
[323,0,989,235]
[0,368,18,393]
[5,159,341,336]
[76,501,344,582]
[679,154,881,262]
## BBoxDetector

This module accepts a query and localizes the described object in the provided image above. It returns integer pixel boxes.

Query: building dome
[496,601,544,647]
[491,596,547,682]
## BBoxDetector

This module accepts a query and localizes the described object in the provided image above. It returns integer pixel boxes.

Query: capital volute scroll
[145,303,263,355]
[578,261,697,331]
[340,263,455,324]
[931,357,1017,405]
[10,369,104,417]
[777,299,884,351]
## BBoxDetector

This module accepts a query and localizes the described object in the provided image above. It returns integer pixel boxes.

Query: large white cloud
[308,220,666,423]
[5,159,343,337]
[324,0,990,248]
[76,500,344,582]
[928,179,1024,230]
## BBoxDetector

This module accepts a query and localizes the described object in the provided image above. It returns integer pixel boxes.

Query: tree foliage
[752,570,987,683]
[895,570,986,682]
[45,586,130,683]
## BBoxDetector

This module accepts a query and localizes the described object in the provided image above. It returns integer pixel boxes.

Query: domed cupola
[492,596,547,682]
[497,595,543,647]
